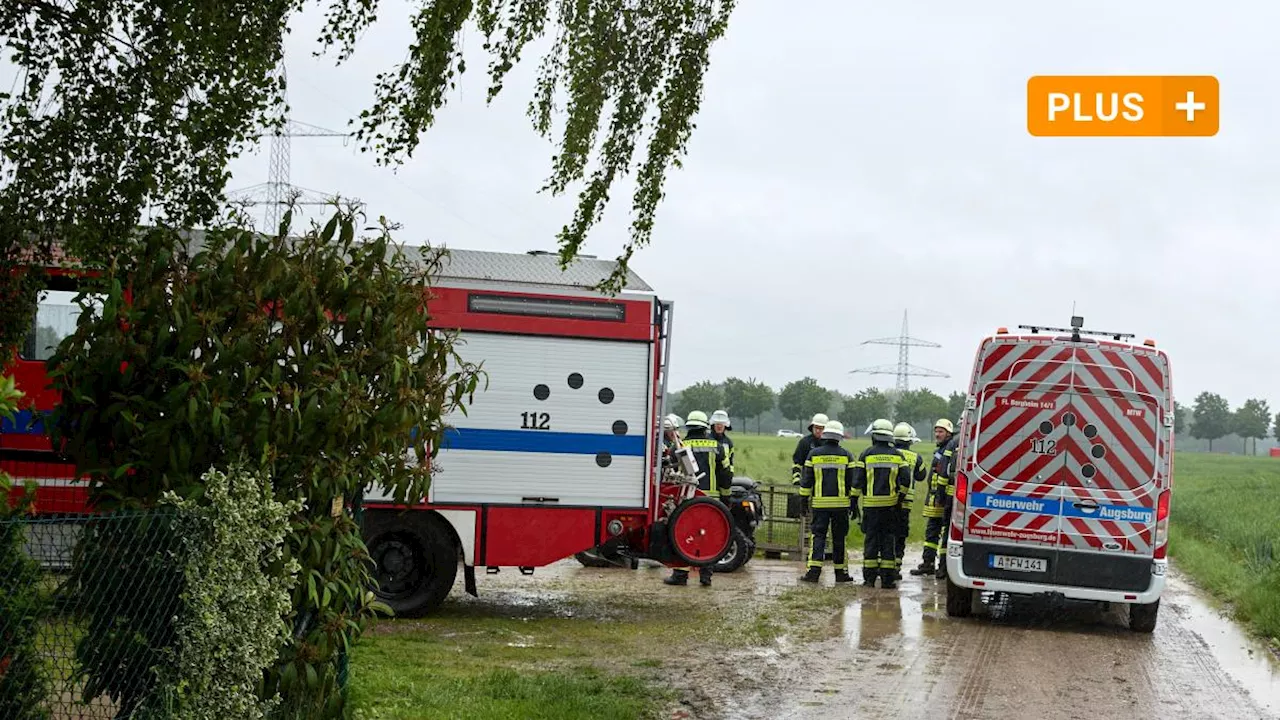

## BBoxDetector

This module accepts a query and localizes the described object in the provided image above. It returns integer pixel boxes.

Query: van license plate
[988,554,1047,573]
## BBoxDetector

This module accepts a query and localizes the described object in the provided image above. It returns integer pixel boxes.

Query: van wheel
[365,511,459,618]
[946,576,974,618]
[1129,599,1159,633]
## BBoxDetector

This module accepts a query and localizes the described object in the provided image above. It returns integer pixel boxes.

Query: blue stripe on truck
[0,410,46,435]
[4,412,649,458]
[440,427,646,456]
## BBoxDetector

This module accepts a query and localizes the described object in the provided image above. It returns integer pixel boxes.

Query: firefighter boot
[910,560,935,576]
[834,569,854,583]
[800,567,821,583]
[935,561,948,580]
[699,567,713,587]
[664,569,689,586]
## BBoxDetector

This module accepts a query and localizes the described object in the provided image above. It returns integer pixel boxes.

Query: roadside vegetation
[1166,453,1280,647]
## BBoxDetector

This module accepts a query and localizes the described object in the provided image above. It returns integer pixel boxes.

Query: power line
[849,309,949,393]
[225,63,355,231]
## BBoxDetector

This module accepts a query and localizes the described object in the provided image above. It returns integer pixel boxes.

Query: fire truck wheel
[667,496,733,567]
[710,527,753,573]
[1129,599,1159,633]
[574,546,629,568]
[365,511,459,618]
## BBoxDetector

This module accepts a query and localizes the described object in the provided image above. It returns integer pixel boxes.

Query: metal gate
[756,483,809,560]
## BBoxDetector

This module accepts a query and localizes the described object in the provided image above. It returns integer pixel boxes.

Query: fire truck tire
[1129,599,1159,633]
[573,546,629,569]
[945,576,974,618]
[667,496,733,567]
[365,511,459,618]
[710,527,753,573]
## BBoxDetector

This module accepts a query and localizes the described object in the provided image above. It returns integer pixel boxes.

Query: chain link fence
[3,507,354,720]
[2,511,186,719]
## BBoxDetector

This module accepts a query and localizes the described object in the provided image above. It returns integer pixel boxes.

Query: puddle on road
[1166,575,1280,715]
[841,589,931,651]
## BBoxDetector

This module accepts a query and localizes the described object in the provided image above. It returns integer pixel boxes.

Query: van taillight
[955,471,968,506]
[1153,489,1171,560]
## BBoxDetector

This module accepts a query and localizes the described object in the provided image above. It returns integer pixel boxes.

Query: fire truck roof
[417,247,654,293]
[19,231,654,293]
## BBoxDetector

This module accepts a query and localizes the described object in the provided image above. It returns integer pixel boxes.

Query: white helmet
[709,410,730,427]
[893,422,915,443]
[935,418,955,434]
[809,413,829,430]
[821,420,845,440]
[685,410,710,429]
[870,418,894,441]
[662,414,682,431]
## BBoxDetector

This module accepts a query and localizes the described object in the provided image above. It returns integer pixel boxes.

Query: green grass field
[733,433,1280,644]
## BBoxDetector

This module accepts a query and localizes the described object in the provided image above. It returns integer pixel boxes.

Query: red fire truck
[1,245,734,615]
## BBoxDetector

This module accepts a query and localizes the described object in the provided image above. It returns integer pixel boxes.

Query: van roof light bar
[1016,316,1135,342]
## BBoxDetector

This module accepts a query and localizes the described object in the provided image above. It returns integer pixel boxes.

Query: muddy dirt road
[448,558,1279,720]
[721,565,1280,720]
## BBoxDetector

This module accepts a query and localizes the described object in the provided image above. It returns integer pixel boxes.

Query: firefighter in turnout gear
[891,423,928,583]
[911,418,958,577]
[791,413,829,485]
[664,410,733,587]
[935,418,962,580]
[798,420,856,584]
[709,409,735,475]
[661,414,682,469]
[851,419,912,588]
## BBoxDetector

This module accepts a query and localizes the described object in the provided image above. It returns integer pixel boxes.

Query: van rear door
[964,340,1074,584]
[1052,345,1166,589]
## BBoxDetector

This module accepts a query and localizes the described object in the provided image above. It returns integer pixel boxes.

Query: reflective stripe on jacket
[851,442,911,508]
[683,432,732,496]
[800,440,856,509]
[895,445,927,504]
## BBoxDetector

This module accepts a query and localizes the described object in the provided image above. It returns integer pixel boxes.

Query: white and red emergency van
[944,316,1174,632]
[2,245,734,616]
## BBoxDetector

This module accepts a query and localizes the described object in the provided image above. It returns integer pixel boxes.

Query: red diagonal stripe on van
[980,341,1019,376]
[1097,348,1154,398]
[1060,426,1123,493]
[1063,518,1106,549]
[1075,361,1158,451]
[1074,387,1156,481]
[976,346,1075,440]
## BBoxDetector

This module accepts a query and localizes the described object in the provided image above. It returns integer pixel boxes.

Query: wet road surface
[445,557,1279,720]
[718,563,1280,720]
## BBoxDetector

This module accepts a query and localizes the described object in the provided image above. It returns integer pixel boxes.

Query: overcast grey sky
[221,1,1276,408]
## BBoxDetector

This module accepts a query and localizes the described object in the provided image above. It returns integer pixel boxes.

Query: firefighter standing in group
[850,419,912,589]
[891,422,928,584]
[797,420,855,584]
[663,410,733,587]
[911,418,958,578]
[661,414,683,469]
[710,409,735,476]
[791,413,828,485]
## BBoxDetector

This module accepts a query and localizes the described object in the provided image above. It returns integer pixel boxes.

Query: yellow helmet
[686,410,710,429]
